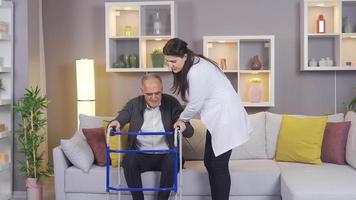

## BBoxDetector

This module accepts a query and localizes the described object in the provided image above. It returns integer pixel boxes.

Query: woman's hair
[163,38,219,102]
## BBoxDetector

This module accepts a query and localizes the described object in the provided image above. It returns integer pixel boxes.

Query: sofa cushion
[183,160,280,196]
[65,165,159,194]
[79,114,113,130]
[60,132,94,172]
[346,111,356,169]
[279,162,356,200]
[321,122,351,165]
[184,112,267,160]
[231,112,267,159]
[275,115,327,164]
[266,112,344,159]
[82,127,107,166]
[103,120,129,167]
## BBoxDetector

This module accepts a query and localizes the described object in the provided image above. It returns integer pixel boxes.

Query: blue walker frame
[105,128,182,200]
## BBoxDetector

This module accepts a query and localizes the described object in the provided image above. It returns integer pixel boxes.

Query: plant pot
[26,178,43,200]
[151,53,164,68]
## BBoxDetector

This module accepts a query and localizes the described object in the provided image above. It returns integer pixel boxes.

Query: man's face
[142,78,162,108]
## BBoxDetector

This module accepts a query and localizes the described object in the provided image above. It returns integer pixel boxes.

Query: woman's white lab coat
[180,58,253,156]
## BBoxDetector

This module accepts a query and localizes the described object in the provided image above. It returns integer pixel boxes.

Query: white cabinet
[301,0,356,71]
[0,1,13,199]
[105,1,175,72]
[203,35,275,107]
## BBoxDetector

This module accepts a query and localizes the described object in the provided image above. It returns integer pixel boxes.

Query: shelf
[108,36,139,40]
[242,102,274,107]
[239,70,270,74]
[301,0,356,71]
[0,1,12,8]
[0,129,10,139]
[342,33,356,38]
[0,99,11,105]
[106,1,175,72]
[0,163,10,172]
[308,33,340,37]
[204,35,274,107]
[0,32,10,41]
[0,67,11,72]
[223,70,239,73]
[0,1,13,197]
[302,66,356,71]
[107,67,170,73]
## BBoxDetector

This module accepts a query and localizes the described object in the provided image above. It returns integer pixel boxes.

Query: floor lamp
[76,59,95,124]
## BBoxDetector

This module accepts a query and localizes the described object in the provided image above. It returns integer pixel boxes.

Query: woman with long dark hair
[163,38,252,200]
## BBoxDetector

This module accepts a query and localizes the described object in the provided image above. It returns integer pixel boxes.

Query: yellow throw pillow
[103,120,129,167]
[275,115,327,164]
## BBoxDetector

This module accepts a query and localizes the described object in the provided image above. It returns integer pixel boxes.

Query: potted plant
[345,96,356,112]
[13,86,52,200]
[150,48,164,68]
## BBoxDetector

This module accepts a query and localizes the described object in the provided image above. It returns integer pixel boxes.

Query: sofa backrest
[185,112,345,161]
[265,112,344,159]
[184,112,269,160]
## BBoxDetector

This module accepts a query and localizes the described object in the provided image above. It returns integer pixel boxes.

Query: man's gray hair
[141,73,162,86]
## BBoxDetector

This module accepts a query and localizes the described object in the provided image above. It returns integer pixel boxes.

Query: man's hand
[109,120,121,131]
[174,119,186,132]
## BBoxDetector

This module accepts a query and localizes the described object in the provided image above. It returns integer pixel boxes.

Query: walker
[105,127,183,200]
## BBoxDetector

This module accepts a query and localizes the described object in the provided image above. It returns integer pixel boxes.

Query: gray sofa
[53,111,356,200]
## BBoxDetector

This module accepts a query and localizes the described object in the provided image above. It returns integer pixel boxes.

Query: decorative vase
[151,53,164,68]
[343,16,352,33]
[220,58,227,70]
[250,55,262,70]
[123,25,134,36]
[122,54,130,68]
[26,178,43,200]
[153,12,162,35]
[248,79,262,103]
[129,54,138,68]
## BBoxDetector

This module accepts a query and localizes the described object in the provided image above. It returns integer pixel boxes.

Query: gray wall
[13,0,29,191]
[35,0,356,191]
[13,0,44,191]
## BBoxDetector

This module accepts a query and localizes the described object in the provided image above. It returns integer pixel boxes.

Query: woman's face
[164,54,187,73]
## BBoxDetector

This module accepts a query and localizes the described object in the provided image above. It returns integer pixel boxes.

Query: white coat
[180,57,253,156]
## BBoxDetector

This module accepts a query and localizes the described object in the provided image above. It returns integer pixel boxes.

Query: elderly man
[109,74,194,200]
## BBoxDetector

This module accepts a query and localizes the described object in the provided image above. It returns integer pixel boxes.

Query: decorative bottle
[153,12,162,35]
[317,14,326,33]
[248,78,263,103]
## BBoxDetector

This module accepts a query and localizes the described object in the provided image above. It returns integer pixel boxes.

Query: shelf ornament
[317,14,326,33]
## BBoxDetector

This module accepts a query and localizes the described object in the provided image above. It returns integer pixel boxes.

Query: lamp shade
[76,59,95,101]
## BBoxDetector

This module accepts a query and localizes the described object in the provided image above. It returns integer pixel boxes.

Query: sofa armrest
[53,146,71,200]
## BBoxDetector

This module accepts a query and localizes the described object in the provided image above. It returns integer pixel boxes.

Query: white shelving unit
[203,35,275,107]
[0,1,13,199]
[301,0,356,71]
[105,1,175,72]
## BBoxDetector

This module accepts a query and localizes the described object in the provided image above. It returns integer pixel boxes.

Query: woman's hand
[174,119,186,132]
[109,120,121,131]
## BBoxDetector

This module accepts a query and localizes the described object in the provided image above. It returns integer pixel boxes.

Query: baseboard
[12,191,26,200]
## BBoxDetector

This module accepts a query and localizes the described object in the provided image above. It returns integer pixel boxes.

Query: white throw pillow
[346,111,356,169]
[265,112,344,159]
[231,112,267,159]
[60,132,94,172]
[79,114,114,129]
